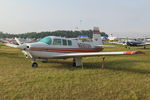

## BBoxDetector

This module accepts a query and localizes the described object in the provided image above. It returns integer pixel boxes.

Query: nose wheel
[32,62,38,68]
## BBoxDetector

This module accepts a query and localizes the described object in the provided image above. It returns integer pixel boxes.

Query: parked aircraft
[109,37,150,49]
[6,27,143,68]
[124,38,150,49]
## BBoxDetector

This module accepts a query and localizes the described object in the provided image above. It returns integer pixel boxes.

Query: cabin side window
[68,40,72,46]
[62,39,67,46]
[53,39,61,45]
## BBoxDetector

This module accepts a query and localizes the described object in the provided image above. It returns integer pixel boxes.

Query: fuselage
[25,36,104,58]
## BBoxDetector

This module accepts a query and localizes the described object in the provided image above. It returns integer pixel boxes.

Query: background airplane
[6,27,143,68]
[108,37,150,49]
[123,38,150,49]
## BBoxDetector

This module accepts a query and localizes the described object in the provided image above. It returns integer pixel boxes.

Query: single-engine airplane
[123,38,150,49]
[6,27,143,68]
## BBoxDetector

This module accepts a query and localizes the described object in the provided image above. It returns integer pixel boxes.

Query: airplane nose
[26,45,30,49]
[17,44,28,50]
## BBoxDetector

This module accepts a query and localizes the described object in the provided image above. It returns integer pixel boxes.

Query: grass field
[0,43,150,100]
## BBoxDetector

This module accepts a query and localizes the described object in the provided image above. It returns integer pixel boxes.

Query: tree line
[0,30,108,39]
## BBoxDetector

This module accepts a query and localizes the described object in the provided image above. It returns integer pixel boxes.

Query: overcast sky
[0,0,150,37]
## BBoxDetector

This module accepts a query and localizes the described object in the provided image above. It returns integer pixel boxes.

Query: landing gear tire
[73,58,76,66]
[32,62,38,68]
[73,62,76,66]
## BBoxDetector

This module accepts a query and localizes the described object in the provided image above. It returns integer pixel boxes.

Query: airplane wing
[95,45,116,48]
[58,51,143,58]
[136,44,145,46]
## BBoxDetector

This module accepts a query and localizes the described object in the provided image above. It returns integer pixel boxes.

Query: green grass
[0,44,150,100]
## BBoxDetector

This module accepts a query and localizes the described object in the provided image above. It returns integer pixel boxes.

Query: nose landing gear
[32,62,38,68]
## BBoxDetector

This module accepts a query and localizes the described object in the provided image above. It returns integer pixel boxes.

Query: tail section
[92,27,103,45]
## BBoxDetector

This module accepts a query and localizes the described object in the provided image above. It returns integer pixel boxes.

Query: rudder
[92,27,103,45]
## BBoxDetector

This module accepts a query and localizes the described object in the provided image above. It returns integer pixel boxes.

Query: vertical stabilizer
[93,27,103,45]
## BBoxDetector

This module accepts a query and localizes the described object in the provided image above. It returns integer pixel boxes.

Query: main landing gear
[32,58,38,68]
[73,57,82,67]
[32,62,38,68]
[73,57,105,69]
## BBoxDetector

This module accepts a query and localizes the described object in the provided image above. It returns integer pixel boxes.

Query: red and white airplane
[6,27,143,68]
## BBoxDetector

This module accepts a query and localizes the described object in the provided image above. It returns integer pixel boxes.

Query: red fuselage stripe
[29,48,103,53]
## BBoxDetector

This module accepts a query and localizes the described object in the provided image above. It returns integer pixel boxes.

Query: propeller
[15,38,32,58]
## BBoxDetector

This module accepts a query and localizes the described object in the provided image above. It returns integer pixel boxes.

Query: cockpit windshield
[39,36,51,45]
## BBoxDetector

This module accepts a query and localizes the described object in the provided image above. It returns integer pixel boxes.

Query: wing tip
[124,51,144,55]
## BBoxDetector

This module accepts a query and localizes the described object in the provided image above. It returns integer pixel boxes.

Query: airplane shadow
[43,59,150,74]
[42,59,77,70]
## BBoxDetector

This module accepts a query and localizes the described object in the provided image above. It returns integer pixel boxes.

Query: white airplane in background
[108,34,118,41]
[6,27,143,68]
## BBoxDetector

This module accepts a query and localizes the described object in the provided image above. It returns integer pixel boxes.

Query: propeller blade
[22,50,33,58]
[15,37,22,45]
[6,38,33,58]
